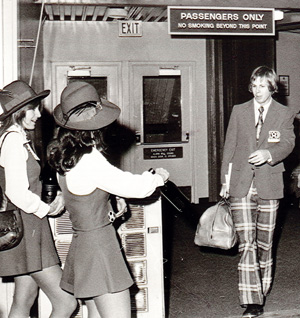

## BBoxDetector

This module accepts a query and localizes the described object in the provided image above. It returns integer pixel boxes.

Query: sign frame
[119,20,142,37]
[144,147,183,160]
[168,6,275,36]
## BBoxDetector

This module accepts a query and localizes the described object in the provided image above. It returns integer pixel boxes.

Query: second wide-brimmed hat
[53,81,120,130]
[0,80,50,120]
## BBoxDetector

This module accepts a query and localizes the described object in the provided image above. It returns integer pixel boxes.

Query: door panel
[51,63,121,113]
[128,63,194,192]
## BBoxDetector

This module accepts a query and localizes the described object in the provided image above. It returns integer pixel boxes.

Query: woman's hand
[48,191,65,216]
[115,196,127,217]
[155,168,170,183]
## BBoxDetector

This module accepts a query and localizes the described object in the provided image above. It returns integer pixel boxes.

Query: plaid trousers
[230,185,279,306]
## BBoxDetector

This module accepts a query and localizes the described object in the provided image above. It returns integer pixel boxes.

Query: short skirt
[0,210,59,277]
[60,224,133,298]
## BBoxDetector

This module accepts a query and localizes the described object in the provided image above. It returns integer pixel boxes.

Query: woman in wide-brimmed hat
[0,80,77,317]
[48,81,169,317]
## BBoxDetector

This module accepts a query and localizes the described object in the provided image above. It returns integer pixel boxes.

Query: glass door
[128,63,194,199]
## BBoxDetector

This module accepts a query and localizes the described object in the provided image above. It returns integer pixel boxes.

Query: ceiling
[43,5,168,22]
[32,1,300,33]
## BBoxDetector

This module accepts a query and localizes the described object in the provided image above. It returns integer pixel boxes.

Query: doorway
[128,62,196,200]
[207,37,275,201]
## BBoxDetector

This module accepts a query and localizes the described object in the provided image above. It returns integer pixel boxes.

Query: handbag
[0,132,24,251]
[0,208,23,251]
[148,168,192,213]
[160,180,192,213]
[194,198,237,250]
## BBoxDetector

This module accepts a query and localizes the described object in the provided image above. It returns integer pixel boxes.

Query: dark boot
[242,304,264,317]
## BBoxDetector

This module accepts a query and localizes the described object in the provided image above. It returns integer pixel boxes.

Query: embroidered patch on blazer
[268,130,280,142]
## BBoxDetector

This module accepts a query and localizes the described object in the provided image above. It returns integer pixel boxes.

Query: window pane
[143,76,181,143]
[68,77,107,99]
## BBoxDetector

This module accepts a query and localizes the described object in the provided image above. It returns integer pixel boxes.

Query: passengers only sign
[168,7,275,36]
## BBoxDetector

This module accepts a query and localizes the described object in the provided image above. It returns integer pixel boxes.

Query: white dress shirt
[253,98,273,162]
[65,147,164,198]
[254,98,272,125]
[0,124,49,219]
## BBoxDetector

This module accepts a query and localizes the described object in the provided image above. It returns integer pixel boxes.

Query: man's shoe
[242,304,264,317]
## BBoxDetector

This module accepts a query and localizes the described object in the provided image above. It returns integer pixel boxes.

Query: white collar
[254,98,272,112]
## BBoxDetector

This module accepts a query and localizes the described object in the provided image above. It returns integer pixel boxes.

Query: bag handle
[210,198,230,236]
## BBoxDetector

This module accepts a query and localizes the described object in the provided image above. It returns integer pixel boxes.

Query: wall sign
[119,21,142,37]
[144,147,183,160]
[279,75,290,96]
[168,6,275,36]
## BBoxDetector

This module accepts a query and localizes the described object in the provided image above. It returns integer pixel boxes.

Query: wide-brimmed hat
[53,81,120,130]
[0,80,50,120]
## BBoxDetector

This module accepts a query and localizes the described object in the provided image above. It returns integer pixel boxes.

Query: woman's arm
[67,148,166,198]
[1,133,49,218]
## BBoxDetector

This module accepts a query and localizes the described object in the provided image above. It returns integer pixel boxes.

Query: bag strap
[0,131,15,155]
[0,131,17,211]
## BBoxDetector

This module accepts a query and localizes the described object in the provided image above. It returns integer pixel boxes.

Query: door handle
[135,131,141,145]
[185,132,190,142]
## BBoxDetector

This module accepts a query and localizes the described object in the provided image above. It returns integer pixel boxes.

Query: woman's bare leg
[84,299,101,318]
[94,289,131,318]
[9,275,39,318]
[32,265,78,318]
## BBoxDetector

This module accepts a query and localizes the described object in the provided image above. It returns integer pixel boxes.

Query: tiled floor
[225,309,300,318]
[163,198,300,318]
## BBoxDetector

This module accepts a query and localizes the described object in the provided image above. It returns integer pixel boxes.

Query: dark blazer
[221,98,295,200]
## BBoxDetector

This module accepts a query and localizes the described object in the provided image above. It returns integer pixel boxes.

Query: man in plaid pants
[220,66,295,318]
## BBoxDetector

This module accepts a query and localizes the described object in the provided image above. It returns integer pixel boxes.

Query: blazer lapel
[241,100,257,149]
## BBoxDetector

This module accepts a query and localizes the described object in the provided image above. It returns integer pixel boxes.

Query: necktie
[256,106,264,141]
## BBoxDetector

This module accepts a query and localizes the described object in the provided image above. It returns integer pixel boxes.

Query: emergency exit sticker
[119,21,142,37]
[144,147,183,160]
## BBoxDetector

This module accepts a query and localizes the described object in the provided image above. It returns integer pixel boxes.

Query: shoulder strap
[0,132,13,210]
[0,131,15,155]
[0,131,18,211]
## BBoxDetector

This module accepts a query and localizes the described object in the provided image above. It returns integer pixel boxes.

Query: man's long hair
[248,65,278,94]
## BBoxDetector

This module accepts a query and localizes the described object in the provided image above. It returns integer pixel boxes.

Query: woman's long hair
[47,127,107,175]
[0,101,40,136]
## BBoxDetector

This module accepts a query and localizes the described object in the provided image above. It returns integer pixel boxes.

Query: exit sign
[119,21,142,37]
